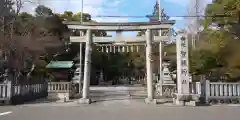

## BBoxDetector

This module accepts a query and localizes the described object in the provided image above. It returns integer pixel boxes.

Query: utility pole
[195,0,200,48]
[79,0,84,95]
[2,0,5,35]
[2,0,6,61]
[157,0,162,82]
[191,0,199,49]
[186,0,204,49]
[81,0,83,24]
[37,0,40,5]
[157,0,164,96]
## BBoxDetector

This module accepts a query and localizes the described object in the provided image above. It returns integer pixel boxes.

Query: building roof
[46,61,74,69]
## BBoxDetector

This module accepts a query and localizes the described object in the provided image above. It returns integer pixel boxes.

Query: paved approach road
[0,100,240,120]
[1,86,240,120]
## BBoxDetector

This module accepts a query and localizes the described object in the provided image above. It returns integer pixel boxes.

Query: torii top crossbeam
[63,20,175,31]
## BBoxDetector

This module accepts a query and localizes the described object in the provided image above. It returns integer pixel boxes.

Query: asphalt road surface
[0,101,240,120]
[1,86,240,120]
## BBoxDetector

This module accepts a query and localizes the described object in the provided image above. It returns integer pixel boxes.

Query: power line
[92,15,230,18]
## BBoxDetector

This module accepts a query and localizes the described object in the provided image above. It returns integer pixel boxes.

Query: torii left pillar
[79,29,92,104]
[145,29,157,104]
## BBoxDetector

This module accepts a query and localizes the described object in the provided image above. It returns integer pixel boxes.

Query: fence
[190,80,240,103]
[207,82,240,101]
[190,82,201,94]
[0,83,11,101]
[48,82,72,93]
[0,81,74,104]
[48,82,71,93]
[0,81,48,104]
[47,82,74,101]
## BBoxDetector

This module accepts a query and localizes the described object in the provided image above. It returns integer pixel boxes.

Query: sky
[21,0,211,36]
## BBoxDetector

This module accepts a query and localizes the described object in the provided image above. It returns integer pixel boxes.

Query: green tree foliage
[56,11,106,37]
[57,11,91,21]
[0,4,69,81]
[35,5,53,17]
[188,0,240,81]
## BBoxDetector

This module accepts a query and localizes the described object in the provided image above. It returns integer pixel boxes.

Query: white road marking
[0,111,12,116]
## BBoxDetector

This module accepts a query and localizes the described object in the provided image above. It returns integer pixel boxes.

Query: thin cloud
[170,17,184,21]
[21,0,129,22]
[164,0,189,6]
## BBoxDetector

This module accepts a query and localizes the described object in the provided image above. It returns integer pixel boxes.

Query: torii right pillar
[173,30,200,106]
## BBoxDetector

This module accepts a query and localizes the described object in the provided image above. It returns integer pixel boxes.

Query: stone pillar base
[173,99,197,106]
[78,98,91,104]
[57,98,69,103]
[173,98,184,106]
[0,100,11,105]
[145,98,157,104]
[172,93,200,106]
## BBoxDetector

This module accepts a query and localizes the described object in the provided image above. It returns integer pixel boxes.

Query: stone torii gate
[64,21,199,105]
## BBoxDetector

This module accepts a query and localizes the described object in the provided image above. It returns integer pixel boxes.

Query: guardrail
[0,81,76,104]
[47,82,74,102]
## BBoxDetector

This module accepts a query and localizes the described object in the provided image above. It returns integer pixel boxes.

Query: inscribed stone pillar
[79,29,92,104]
[176,30,189,94]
